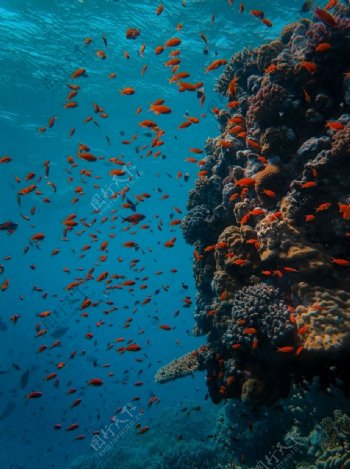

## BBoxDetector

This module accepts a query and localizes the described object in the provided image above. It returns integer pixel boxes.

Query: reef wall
[156,5,350,408]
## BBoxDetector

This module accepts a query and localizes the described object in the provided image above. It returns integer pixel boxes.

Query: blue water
[0,1,317,468]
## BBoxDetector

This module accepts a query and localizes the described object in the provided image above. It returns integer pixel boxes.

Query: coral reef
[156,5,350,409]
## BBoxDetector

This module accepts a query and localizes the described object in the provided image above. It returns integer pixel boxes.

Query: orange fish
[227,100,240,109]
[64,101,78,108]
[261,17,273,27]
[78,153,97,162]
[110,169,126,176]
[300,61,317,73]
[123,241,139,248]
[164,58,181,67]
[156,4,163,15]
[27,391,43,399]
[233,259,246,266]
[164,237,176,247]
[315,202,331,212]
[126,28,140,39]
[231,343,241,350]
[1,278,9,291]
[177,81,203,92]
[97,271,108,281]
[165,37,181,47]
[18,184,36,195]
[338,203,350,220]
[31,233,45,241]
[88,378,103,386]
[331,258,350,266]
[96,50,106,59]
[0,156,12,163]
[243,327,257,335]
[298,325,308,335]
[262,189,276,198]
[325,0,337,10]
[314,7,336,26]
[154,45,164,55]
[305,214,315,221]
[205,59,227,73]
[169,72,190,83]
[235,177,255,187]
[301,181,317,188]
[71,68,86,79]
[250,9,264,18]
[120,87,135,95]
[326,121,344,131]
[178,121,192,129]
[138,426,150,435]
[277,346,295,353]
[315,42,332,52]
[150,104,172,115]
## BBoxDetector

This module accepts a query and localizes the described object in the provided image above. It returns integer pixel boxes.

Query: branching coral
[154,346,209,384]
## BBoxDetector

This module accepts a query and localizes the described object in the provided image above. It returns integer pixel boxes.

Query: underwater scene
[1,0,350,468]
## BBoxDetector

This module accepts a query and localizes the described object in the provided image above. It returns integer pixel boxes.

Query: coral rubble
[156,4,350,408]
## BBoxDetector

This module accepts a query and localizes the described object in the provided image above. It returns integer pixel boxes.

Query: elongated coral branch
[155,346,209,384]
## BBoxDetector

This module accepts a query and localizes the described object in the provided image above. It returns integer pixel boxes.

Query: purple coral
[182,204,215,245]
[246,83,289,129]
[223,283,296,350]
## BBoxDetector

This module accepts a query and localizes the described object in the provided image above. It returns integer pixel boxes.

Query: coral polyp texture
[155,5,350,407]
[154,346,209,384]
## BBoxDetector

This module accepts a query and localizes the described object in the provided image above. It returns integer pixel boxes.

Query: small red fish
[331,258,350,266]
[26,391,43,399]
[314,7,336,27]
[156,4,163,15]
[88,378,103,386]
[138,426,150,434]
[243,327,257,335]
[277,346,295,353]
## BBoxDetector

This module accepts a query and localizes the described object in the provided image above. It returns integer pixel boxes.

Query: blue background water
[0,1,310,468]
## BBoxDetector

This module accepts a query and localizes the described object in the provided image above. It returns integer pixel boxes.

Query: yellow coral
[294,283,350,352]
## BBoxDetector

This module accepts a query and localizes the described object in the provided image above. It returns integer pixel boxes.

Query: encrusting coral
[293,283,350,353]
[155,4,350,408]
